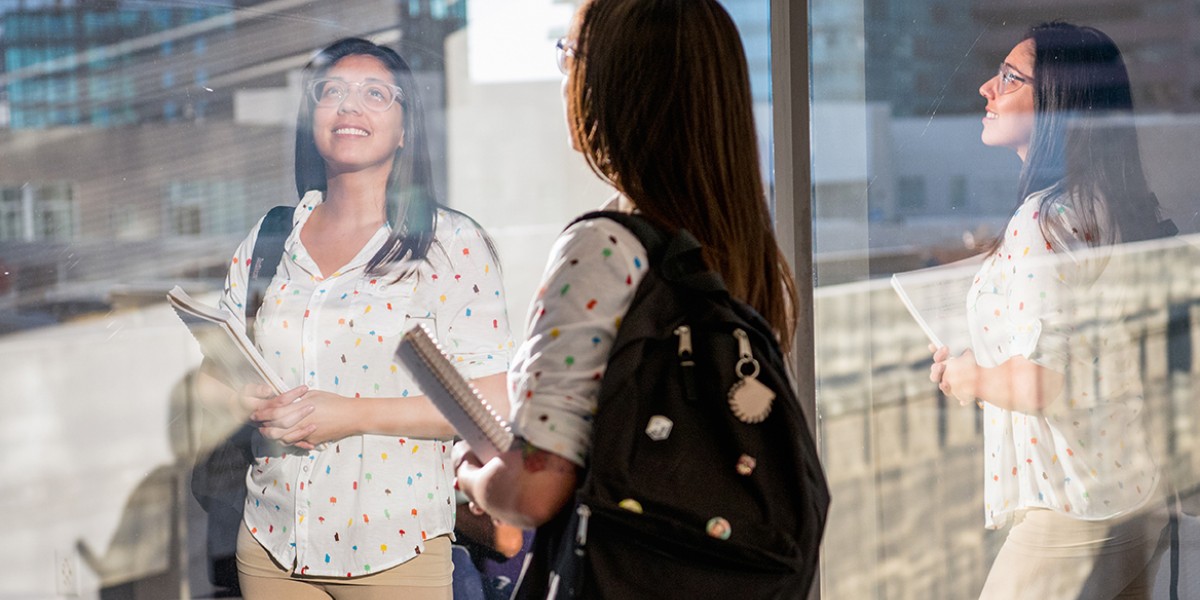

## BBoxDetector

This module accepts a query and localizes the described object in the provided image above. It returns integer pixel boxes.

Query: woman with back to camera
[219,37,512,599]
[929,22,1172,599]
[454,0,809,596]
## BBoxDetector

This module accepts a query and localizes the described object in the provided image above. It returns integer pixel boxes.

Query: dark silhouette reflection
[928,22,1181,599]
[190,422,254,597]
[189,359,259,598]
[76,371,199,599]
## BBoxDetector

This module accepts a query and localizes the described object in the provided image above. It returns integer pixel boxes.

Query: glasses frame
[307,78,406,112]
[555,37,578,75]
[996,63,1034,96]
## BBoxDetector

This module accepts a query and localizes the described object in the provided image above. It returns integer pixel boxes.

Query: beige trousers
[236,523,453,600]
[979,505,1169,600]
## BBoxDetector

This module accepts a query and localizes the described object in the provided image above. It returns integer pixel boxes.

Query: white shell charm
[727,329,775,423]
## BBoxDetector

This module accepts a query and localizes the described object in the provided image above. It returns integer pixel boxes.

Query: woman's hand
[248,385,312,444]
[252,388,365,450]
[454,439,578,529]
[452,440,481,474]
[929,344,980,406]
[928,344,950,387]
[452,441,488,516]
[241,384,302,416]
[255,390,365,450]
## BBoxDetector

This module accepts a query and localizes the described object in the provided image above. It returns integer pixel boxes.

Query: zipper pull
[734,328,752,360]
[674,325,693,363]
[733,328,761,382]
[576,503,592,546]
[675,325,698,403]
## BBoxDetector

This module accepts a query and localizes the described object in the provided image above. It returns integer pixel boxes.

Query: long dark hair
[295,37,437,275]
[568,0,798,351]
[1002,22,1162,252]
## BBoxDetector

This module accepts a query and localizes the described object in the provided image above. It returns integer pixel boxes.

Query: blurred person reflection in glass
[929,22,1175,599]
[214,37,512,600]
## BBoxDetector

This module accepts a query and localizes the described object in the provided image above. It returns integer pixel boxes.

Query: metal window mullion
[771,0,818,598]
[771,0,815,433]
[21,183,35,241]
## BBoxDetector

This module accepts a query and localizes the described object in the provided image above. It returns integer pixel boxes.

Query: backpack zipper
[576,503,592,546]
[674,325,699,402]
[733,328,753,360]
[675,325,693,358]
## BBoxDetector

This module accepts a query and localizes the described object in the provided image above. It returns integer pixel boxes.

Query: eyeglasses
[555,37,578,75]
[996,63,1034,96]
[308,78,405,112]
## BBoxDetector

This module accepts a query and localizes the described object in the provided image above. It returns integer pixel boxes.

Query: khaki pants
[979,505,1169,600]
[236,523,452,600]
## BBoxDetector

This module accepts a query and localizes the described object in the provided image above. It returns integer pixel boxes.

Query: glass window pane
[812,0,1200,597]
[1,1,775,597]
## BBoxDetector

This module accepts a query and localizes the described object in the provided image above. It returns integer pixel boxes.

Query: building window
[166,179,249,236]
[0,187,23,240]
[949,175,967,210]
[0,182,74,241]
[898,176,927,211]
[34,183,73,239]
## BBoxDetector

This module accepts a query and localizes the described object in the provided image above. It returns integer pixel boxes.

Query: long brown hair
[567,0,798,351]
[987,23,1163,255]
[295,38,437,276]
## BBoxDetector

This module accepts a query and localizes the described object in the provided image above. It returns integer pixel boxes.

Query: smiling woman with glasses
[931,21,1173,600]
[209,36,513,600]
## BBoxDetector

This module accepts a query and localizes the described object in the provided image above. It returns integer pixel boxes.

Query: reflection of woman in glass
[930,22,1169,599]
[220,38,511,599]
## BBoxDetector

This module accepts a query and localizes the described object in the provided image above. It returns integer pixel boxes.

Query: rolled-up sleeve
[509,218,647,466]
[432,213,514,379]
[1004,200,1107,372]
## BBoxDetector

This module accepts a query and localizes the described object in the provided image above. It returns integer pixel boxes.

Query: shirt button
[303,466,310,472]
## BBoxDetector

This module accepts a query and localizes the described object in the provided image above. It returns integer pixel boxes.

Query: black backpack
[190,205,292,592]
[515,212,830,600]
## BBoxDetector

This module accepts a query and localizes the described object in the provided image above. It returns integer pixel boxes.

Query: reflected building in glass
[0,0,467,328]
[1,1,234,129]
[810,0,1200,282]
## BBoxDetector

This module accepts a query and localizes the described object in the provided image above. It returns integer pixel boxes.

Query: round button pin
[705,517,731,540]
[736,454,757,476]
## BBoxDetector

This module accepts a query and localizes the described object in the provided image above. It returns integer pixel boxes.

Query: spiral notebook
[396,325,515,462]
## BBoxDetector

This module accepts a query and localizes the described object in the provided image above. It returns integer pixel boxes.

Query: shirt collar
[287,190,392,280]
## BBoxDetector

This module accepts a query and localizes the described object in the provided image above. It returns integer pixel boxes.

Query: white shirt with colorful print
[509,213,648,467]
[968,188,1158,529]
[219,190,512,577]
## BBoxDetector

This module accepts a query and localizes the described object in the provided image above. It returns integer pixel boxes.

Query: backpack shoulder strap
[569,210,667,257]
[245,205,293,338]
[569,210,726,294]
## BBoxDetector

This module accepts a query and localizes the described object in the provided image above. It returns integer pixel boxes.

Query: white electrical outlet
[54,550,80,597]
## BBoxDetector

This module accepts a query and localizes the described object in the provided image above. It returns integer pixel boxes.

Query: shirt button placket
[303,284,329,389]
[294,456,313,565]
[294,283,327,564]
